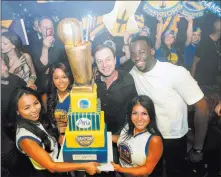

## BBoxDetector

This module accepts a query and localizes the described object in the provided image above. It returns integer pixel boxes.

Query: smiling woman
[8,87,99,176]
[17,94,41,121]
[45,63,74,145]
[112,95,163,177]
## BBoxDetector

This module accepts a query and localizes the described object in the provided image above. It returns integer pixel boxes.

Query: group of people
[1,13,221,177]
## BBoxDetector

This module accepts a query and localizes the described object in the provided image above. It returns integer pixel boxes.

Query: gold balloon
[57,18,81,45]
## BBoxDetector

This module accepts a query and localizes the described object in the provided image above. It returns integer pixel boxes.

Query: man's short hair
[103,40,116,52]
[39,16,54,26]
[130,35,154,48]
[211,18,221,33]
[93,44,116,58]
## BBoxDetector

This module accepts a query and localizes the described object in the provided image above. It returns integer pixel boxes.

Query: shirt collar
[133,129,148,138]
[37,33,42,40]
[96,69,122,83]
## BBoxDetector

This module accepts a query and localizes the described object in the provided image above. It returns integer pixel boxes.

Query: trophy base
[72,80,94,92]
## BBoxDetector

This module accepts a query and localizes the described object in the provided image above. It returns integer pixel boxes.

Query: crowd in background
[1,13,221,177]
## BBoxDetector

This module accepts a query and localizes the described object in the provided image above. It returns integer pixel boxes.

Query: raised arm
[24,53,36,77]
[185,16,193,47]
[31,39,52,74]
[155,17,163,50]
[112,135,163,176]
[23,53,37,89]
[9,56,26,74]
[40,36,55,66]
[120,32,132,65]
[20,138,99,175]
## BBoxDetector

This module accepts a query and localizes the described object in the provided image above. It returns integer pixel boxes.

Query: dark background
[1,1,221,55]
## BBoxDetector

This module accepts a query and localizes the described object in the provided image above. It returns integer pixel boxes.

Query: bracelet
[124,44,129,46]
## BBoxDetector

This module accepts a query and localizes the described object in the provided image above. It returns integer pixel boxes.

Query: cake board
[56,132,114,172]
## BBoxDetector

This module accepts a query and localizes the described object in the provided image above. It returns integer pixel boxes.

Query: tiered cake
[62,84,108,163]
[57,18,108,163]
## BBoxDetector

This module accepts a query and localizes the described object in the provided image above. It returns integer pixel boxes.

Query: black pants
[203,125,221,177]
[30,170,70,177]
[1,148,34,177]
[151,136,187,177]
[163,136,187,177]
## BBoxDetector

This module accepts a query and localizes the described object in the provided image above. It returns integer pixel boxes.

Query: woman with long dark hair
[1,31,37,89]
[8,87,99,177]
[44,63,73,144]
[112,95,163,177]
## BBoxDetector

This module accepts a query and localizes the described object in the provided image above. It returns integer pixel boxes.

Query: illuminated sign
[202,1,221,17]
[142,1,221,18]
[143,1,183,18]
[181,1,205,18]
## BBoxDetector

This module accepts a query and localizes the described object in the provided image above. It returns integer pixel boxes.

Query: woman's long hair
[1,31,23,68]
[8,87,53,152]
[47,63,73,127]
[125,95,162,140]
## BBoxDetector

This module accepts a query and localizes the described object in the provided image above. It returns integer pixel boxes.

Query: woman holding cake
[44,63,73,145]
[112,95,163,177]
[8,87,100,176]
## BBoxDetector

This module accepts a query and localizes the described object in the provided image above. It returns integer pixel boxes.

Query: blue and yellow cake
[63,84,108,163]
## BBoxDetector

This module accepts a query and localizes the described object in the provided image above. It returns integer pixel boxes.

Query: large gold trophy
[57,18,107,163]
[57,18,97,111]
[57,18,93,89]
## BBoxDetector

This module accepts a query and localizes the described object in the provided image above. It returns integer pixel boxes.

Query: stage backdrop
[1,1,220,46]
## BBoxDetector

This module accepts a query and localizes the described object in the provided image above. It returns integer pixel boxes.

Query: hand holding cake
[84,162,101,175]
